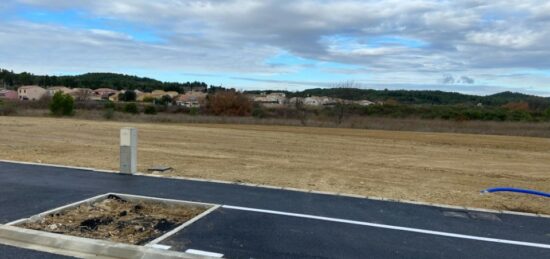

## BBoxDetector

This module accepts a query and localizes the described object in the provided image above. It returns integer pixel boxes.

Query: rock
[47,224,58,231]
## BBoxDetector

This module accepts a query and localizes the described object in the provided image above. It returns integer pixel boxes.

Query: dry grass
[1,116,549,214]
[14,109,550,138]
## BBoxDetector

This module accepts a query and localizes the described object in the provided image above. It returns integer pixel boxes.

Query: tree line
[0,69,208,93]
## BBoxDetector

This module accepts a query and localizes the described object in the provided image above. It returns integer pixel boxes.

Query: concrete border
[0,192,221,258]
[7,192,218,226]
[0,225,214,259]
[3,192,221,258]
[1,159,548,219]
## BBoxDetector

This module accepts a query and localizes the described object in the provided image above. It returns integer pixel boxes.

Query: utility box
[120,127,137,174]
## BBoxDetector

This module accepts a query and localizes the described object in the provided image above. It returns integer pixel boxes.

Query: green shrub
[0,100,16,116]
[119,90,136,102]
[49,92,74,116]
[144,105,157,115]
[103,108,114,119]
[157,95,173,105]
[124,103,139,114]
[189,107,199,116]
[142,96,155,103]
[104,100,116,109]
[508,110,532,121]
[252,107,266,118]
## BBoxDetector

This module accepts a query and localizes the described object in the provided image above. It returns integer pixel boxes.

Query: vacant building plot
[0,116,548,214]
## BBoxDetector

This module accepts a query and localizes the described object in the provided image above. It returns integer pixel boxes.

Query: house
[0,89,18,100]
[175,91,207,108]
[70,88,94,101]
[138,90,179,102]
[151,90,167,98]
[47,86,72,96]
[354,100,375,106]
[109,94,119,102]
[17,85,47,101]
[252,92,287,107]
[303,96,337,106]
[93,88,119,100]
[166,91,179,98]
[151,90,179,99]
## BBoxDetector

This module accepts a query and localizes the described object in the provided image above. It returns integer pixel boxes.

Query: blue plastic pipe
[482,187,550,198]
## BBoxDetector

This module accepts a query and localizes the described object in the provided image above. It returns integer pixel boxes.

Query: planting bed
[17,194,208,245]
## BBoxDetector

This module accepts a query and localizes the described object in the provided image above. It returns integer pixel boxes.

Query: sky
[1,1,550,96]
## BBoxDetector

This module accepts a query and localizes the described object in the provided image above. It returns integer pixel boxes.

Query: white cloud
[466,31,541,49]
[2,0,550,94]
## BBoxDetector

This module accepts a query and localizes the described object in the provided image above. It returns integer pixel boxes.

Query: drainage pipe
[482,187,550,198]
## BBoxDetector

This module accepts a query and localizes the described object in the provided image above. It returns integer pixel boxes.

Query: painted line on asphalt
[222,205,550,250]
[185,249,224,257]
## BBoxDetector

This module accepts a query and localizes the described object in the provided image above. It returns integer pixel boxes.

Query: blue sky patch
[15,5,163,43]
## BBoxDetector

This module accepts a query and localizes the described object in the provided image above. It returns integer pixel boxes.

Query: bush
[104,100,116,109]
[252,107,266,118]
[205,91,252,116]
[103,108,115,119]
[157,95,173,106]
[119,90,137,102]
[0,100,16,116]
[124,103,139,114]
[49,92,74,116]
[144,105,157,115]
[142,96,155,103]
[189,107,199,116]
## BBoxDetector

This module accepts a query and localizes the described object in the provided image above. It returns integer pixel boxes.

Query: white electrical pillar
[120,127,137,174]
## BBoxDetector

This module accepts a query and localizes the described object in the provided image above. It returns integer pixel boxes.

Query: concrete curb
[0,225,214,259]
[1,159,548,219]
[1,192,222,258]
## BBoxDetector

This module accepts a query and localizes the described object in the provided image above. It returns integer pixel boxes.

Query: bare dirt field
[1,116,549,214]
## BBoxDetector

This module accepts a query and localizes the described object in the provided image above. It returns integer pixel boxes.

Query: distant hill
[0,69,207,93]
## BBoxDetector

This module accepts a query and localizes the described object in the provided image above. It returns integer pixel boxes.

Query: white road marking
[149,244,172,250]
[185,249,224,257]
[222,205,550,250]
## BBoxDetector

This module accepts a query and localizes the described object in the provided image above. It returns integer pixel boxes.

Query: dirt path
[1,116,549,214]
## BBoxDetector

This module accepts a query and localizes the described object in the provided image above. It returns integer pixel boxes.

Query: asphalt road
[0,161,549,258]
[0,244,74,259]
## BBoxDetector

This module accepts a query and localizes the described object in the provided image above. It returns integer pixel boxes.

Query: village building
[175,91,207,108]
[17,85,47,101]
[252,92,287,107]
[303,96,338,106]
[138,90,178,102]
[69,88,94,101]
[0,89,18,100]
[46,86,72,96]
[93,88,119,100]
[354,100,375,106]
